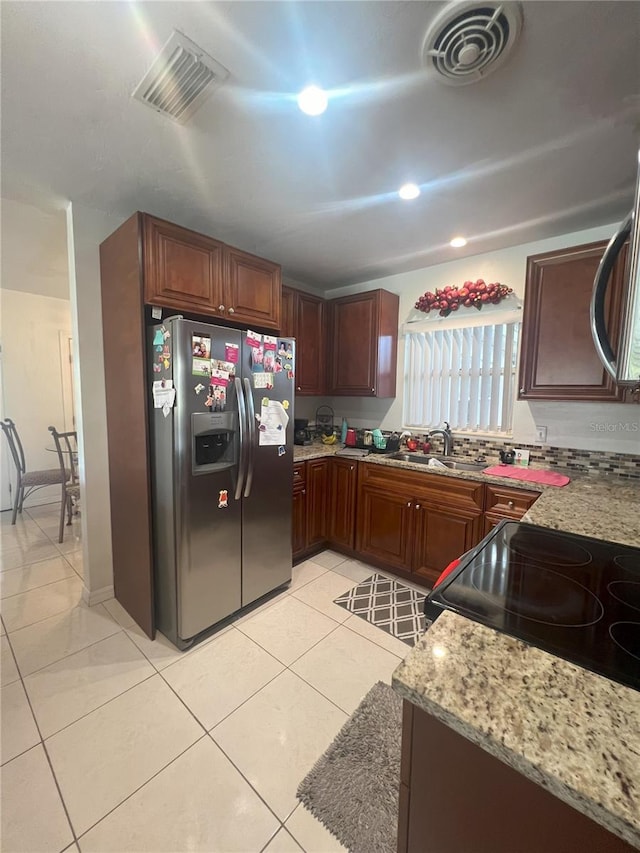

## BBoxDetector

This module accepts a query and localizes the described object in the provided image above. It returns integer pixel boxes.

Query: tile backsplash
[448,435,640,480]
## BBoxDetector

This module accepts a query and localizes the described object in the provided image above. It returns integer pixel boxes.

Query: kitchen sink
[387,452,487,472]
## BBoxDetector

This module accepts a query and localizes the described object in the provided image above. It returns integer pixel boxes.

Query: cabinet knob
[371,387,375,393]
[228,307,235,314]
[519,387,525,394]
[406,501,412,508]
[415,503,421,510]
[296,386,301,391]
[218,305,226,312]
[350,465,354,471]
[508,500,515,509]
[302,489,306,495]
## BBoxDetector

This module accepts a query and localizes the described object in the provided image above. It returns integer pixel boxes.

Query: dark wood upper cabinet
[280,286,326,395]
[143,213,281,330]
[224,246,281,331]
[518,240,628,401]
[328,289,399,397]
[280,285,296,338]
[144,215,225,315]
[296,292,326,395]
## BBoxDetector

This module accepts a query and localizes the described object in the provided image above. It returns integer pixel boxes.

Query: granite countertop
[393,612,640,849]
[293,443,341,461]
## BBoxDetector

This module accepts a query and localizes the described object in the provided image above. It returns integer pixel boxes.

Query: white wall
[0,290,72,508]
[321,222,640,454]
[66,202,122,603]
[0,198,73,510]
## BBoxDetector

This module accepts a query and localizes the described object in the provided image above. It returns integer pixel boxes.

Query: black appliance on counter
[426,520,640,692]
[294,418,312,446]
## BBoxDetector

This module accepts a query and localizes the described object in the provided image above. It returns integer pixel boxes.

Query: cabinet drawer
[359,463,484,511]
[293,462,306,490]
[485,485,539,517]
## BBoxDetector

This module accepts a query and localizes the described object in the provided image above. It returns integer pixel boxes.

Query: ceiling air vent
[133,31,229,123]
[422,2,523,86]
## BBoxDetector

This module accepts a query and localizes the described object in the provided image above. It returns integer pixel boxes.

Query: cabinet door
[328,289,399,397]
[296,292,326,395]
[519,240,628,401]
[281,286,296,338]
[306,459,329,549]
[224,246,281,331]
[292,487,307,559]
[356,486,414,572]
[413,505,483,586]
[328,458,357,549]
[143,215,224,315]
[329,292,378,395]
[483,512,505,537]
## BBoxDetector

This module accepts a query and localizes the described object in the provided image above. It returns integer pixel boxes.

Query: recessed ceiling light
[297,85,328,116]
[398,183,420,200]
[450,236,468,248]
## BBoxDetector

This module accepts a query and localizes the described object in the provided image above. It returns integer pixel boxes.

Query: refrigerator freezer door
[240,336,294,606]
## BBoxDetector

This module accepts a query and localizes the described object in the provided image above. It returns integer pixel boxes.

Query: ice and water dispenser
[191,412,236,474]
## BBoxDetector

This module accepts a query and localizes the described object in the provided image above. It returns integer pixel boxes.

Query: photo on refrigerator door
[192,334,211,376]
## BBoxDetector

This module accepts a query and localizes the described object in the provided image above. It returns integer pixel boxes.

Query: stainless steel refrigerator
[148,316,294,649]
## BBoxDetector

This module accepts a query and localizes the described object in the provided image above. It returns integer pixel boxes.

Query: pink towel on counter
[482,466,570,487]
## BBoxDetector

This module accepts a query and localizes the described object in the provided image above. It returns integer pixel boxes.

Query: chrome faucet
[428,421,453,456]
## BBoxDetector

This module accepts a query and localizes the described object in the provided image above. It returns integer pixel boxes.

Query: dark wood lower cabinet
[306,459,329,549]
[413,505,482,585]
[328,459,358,549]
[292,463,307,560]
[293,457,355,561]
[355,464,485,585]
[356,486,414,572]
[293,459,539,583]
[399,701,634,853]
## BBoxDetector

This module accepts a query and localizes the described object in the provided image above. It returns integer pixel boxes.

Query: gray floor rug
[334,573,427,647]
[296,680,402,853]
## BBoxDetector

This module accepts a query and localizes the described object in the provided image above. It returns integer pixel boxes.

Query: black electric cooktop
[428,521,640,692]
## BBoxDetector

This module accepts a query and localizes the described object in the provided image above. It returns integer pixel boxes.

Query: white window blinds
[404,322,520,434]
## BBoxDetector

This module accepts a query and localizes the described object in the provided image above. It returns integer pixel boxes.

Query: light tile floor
[1,504,421,852]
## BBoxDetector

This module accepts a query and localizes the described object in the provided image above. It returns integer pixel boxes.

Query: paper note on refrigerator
[153,382,176,410]
[258,400,289,446]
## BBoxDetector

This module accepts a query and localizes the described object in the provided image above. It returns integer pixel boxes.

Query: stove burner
[507,528,592,567]
[462,563,604,627]
[613,554,640,572]
[609,622,640,662]
[608,581,640,613]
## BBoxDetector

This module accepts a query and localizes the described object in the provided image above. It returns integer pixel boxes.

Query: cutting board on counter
[482,466,570,487]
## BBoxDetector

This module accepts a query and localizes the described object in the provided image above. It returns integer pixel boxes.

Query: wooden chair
[1,418,66,524]
[48,426,80,543]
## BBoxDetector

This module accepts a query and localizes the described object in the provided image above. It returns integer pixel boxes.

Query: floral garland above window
[415,279,513,317]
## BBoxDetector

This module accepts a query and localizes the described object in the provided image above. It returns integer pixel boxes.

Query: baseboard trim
[82,584,114,606]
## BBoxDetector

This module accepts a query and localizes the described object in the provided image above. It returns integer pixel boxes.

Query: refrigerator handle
[243,377,256,498]
[590,212,632,380]
[234,377,248,501]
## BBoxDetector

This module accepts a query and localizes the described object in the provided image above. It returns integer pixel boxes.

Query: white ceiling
[1,1,639,289]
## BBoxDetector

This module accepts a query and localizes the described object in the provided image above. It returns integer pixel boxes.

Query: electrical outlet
[535,425,547,443]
